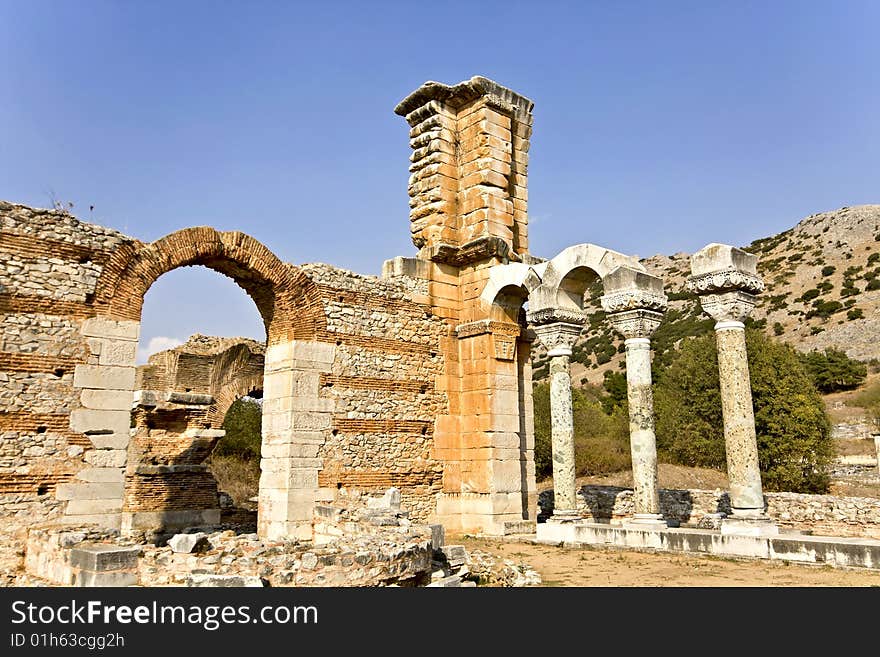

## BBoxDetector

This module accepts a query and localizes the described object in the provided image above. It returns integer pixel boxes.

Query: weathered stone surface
[69,543,141,571]
[168,532,208,554]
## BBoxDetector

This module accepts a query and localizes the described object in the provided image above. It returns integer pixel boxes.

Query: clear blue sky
[2,1,878,359]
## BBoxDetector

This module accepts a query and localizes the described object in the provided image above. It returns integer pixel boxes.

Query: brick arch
[208,375,264,429]
[94,227,325,343]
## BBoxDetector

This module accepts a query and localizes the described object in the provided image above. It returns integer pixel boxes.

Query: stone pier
[601,266,668,529]
[530,312,585,521]
[688,243,777,536]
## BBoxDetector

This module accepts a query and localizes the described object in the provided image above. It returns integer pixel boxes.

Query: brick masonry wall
[0,202,136,573]
[302,264,448,521]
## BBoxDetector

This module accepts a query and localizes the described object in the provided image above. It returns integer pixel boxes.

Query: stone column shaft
[549,353,577,516]
[624,337,661,519]
[715,321,764,513]
[529,317,585,521]
[601,267,668,529]
[688,243,777,535]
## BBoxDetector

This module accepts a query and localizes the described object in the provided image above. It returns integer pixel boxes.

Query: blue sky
[2,1,878,359]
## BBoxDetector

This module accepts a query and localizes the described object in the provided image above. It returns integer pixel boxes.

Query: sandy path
[460,536,880,587]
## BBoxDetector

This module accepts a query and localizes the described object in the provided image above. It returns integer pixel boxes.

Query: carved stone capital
[600,289,668,315]
[531,322,583,357]
[526,307,589,327]
[686,268,765,296]
[606,309,664,340]
[698,290,759,324]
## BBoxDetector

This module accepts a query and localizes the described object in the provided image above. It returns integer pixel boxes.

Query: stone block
[429,524,445,551]
[690,243,758,277]
[80,389,134,411]
[84,449,127,468]
[73,364,136,391]
[97,339,138,366]
[81,317,140,341]
[426,574,461,587]
[73,570,138,587]
[88,433,130,450]
[75,467,125,483]
[440,544,468,568]
[186,574,265,587]
[56,481,124,500]
[260,442,321,459]
[65,498,123,515]
[69,543,141,571]
[168,532,208,554]
[70,408,131,435]
[56,513,121,530]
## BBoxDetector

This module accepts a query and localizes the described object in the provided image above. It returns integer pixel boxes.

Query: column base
[547,511,580,524]
[622,513,668,531]
[720,514,778,537]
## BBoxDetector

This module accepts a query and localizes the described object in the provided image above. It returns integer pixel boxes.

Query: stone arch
[94,226,324,343]
[529,244,644,314]
[69,227,334,541]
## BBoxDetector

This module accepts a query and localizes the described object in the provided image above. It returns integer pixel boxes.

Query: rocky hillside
[533,205,880,385]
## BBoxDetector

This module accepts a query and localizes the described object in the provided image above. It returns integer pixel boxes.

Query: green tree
[215,397,262,460]
[799,348,867,393]
[654,330,833,493]
[601,370,627,414]
[533,383,630,479]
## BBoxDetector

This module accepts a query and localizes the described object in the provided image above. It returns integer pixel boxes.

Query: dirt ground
[460,536,880,587]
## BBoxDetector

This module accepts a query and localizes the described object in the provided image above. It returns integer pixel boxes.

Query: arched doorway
[68,227,333,540]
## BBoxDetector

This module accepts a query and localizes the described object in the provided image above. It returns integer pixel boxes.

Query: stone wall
[538,485,880,539]
[302,264,447,521]
[0,202,137,573]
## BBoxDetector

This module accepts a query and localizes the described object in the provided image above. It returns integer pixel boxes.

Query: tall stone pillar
[601,267,668,529]
[687,244,777,536]
[529,311,585,520]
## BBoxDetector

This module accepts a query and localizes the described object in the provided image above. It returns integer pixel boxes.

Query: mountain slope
[532,205,880,385]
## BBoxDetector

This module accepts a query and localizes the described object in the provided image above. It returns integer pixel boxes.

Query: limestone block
[265,340,335,368]
[186,574,264,587]
[73,570,138,587]
[259,468,319,490]
[84,449,127,468]
[75,467,125,483]
[88,433,130,450]
[81,317,140,341]
[440,544,468,567]
[168,532,208,554]
[56,513,121,530]
[56,481,124,500]
[690,243,758,277]
[73,364,136,391]
[70,408,131,435]
[69,543,141,571]
[80,389,134,411]
[65,498,123,515]
[260,442,321,459]
[98,339,137,366]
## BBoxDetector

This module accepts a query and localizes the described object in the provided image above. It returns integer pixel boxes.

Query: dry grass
[829,480,880,498]
[835,438,877,456]
[538,463,730,492]
[209,454,260,508]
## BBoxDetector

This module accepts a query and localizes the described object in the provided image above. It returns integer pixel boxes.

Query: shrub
[847,308,864,320]
[799,289,820,302]
[533,383,630,479]
[215,397,262,460]
[868,278,880,291]
[821,265,836,277]
[654,330,833,493]
[773,322,784,336]
[799,348,867,393]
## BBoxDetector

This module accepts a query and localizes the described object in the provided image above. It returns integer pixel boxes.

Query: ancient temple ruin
[3,75,879,584]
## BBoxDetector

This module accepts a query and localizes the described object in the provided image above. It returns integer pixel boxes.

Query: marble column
[530,313,585,521]
[602,267,668,529]
[688,243,777,536]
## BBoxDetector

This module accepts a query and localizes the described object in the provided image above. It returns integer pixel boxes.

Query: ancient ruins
[3,75,880,586]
